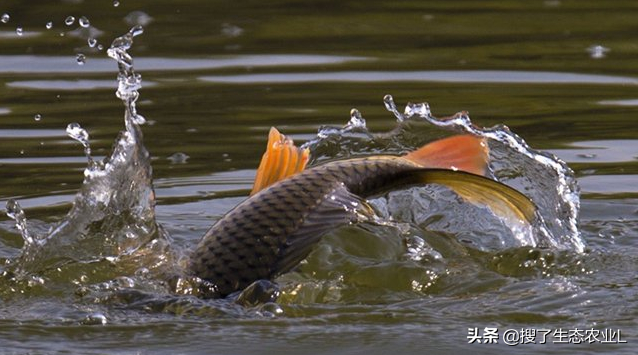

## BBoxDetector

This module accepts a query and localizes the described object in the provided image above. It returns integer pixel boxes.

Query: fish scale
[189,156,421,297]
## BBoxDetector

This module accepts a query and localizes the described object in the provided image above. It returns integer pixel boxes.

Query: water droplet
[45,21,53,29]
[383,94,405,122]
[6,199,34,245]
[76,53,86,65]
[113,0,120,7]
[87,37,97,47]
[15,27,23,36]
[221,23,244,37]
[79,16,90,28]
[587,45,609,59]
[107,26,147,129]
[404,102,431,119]
[34,114,42,121]
[66,122,94,165]
[66,123,89,145]
[346,108,367,129]
[167,152,190,164]
[97,44,104,51]
[1,13,9,23]
[130,25,144,37]
[82,313,107,325]
[65,16,75,26]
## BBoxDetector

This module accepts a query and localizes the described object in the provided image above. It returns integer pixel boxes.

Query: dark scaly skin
[189,156,422,297]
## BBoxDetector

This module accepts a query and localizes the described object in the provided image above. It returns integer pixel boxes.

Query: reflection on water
[7,79,157,90]
[201,70,638,84]
[551,140,638,163]
[0,55,369,73]
[578,175,638,194]
[598,99,638,106]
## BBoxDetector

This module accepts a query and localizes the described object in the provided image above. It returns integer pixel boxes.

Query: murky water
[1,1,638,354]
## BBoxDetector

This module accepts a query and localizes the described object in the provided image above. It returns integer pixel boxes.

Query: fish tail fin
[403,169,537,224]
[251,127,310,195]
[403,135,488,175]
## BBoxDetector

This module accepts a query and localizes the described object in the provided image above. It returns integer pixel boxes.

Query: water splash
[66,122,95,168]
[4,26,163,278]
[107,25,146,126]
[346,108,367,129]
[304,95,584,253]
[5,200,34,246]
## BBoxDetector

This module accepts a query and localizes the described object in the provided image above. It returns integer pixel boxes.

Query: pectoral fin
[400,169,537,224]
[251,127,310,195]
[275,184,376,274]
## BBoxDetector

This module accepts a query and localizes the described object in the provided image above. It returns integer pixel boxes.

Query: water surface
[1,1,638,354]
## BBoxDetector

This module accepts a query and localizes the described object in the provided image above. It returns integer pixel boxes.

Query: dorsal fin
[250,127,310,195]
[403,135,488,175]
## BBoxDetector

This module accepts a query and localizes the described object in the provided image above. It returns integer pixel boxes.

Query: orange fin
[251,127,310,195]
[403,135,488,175]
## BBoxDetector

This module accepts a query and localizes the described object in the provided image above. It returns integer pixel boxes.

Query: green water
[1,1,638,354]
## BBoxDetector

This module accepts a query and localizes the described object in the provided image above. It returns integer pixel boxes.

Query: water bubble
[15,27,23,36]
[76,53,86,65]
[87,38,97,47]
[45,21,53,29]
[113,0,120,7]
[1,13,9,23]
[34,114,42,121]
[6,199,34,245]
[79,16,90,28]
[65,16,75,26]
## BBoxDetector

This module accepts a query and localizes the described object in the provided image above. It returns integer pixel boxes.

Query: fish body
[189,129,535,297]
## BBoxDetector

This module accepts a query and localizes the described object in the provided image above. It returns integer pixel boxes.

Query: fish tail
[251,127,310,195]
[400,169,537,224]
[403,135,488,175]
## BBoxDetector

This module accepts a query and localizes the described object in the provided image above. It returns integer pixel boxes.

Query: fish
[189,128,537,297]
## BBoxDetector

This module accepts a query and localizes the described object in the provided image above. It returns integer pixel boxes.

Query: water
[1,1,638,354]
